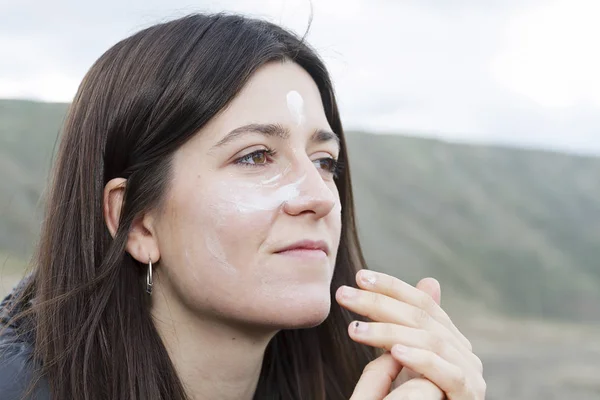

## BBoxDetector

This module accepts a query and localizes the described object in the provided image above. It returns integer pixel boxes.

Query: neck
[151,290,275,400]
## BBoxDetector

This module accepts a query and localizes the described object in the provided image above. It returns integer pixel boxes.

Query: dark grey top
[0,278,50,399]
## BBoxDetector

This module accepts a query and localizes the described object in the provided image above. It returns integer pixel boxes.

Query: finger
[348,321,479,374]
[385,378,444,400]
[356,271,467,349]
[414,279,482,372]
[413,279,483,373]
[355,270,472,351]
[391,345,486,400]
[390,278,440,392]
[391,366,421,390]
[350,352,403,400]
[416,277,441,305]
[336,286,471,362]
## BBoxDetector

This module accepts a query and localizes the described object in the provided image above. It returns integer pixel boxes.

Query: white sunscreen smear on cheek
[259,163,292,186]
[260,173,283,186]
[235,175,306,213]
[218,175,307,213]
[204,234,236,272]
[184,237,235,279]
[286,90,305,126]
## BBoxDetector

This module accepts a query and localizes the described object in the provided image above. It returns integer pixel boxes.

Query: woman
[0,13,485,399]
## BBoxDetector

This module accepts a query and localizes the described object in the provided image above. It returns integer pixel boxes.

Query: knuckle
[473,354,484,373]
[426,333,446,356]
[357,292,379,321]
[417,292,436,313]
[380,321,394,335]
[381,324,399,350]
[420,350,437,371]
[370,291,382,308]
[390,275,403,296]
[454,370,468,390]
[465,339,473,352]
[362,293,381,321]
[412,308,430,327]
[474,376,487,398]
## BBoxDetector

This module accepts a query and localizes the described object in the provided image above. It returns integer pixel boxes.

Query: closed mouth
[275,240,329,255]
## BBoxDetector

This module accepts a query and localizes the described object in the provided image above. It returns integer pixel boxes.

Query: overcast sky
[1,0,599,154]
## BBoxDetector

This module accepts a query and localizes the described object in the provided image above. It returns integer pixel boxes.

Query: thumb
[416,277,441,305]
[386,378,445,400]
[350,353,403,400]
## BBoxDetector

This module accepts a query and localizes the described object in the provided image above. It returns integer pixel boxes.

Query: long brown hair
[12,13,376,399]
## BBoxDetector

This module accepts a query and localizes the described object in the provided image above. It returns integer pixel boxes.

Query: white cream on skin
[220,175,306,213]
[286,90,305,126]
[259,163,291,186]
[200,84,318,270]
[150,64,344,385]
[201,165,301,271]
[204,233,235,272]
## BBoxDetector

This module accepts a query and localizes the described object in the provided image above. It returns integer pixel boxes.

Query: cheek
[158,186,276,307]
[202,198,274,272]
[329,194,343,259]
[177,187,274,275]
[156,173,342,327]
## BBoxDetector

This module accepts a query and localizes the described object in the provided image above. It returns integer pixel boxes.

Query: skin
[103,61,486,399]
[342,274,487,399]
[105,61,342,400]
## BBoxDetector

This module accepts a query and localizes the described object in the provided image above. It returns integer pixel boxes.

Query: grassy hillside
[0,100,69,257]
[347,133,600,322]
[1,99,599,323]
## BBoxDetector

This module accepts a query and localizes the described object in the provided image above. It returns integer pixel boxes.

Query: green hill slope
[0,100,68,257]
[347,133,600,321]
[1,99,599,322]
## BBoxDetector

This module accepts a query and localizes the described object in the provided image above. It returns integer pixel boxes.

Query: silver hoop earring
[146,257,153,295]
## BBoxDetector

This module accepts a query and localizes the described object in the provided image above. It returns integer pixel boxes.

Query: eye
[234,148,276,166]
[313,157,342,178]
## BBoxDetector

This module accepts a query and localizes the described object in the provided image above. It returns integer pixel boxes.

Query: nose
[282,159,338,219]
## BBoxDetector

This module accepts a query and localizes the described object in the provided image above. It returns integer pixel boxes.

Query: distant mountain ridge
[1,99,599,322]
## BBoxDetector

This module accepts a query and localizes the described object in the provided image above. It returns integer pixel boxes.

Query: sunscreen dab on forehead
[286,90,305,126]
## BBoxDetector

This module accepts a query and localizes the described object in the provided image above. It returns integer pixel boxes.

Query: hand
[337,271,486,399]
[349,278,445,399]
[350,352,444,400]
[391,278,443,388]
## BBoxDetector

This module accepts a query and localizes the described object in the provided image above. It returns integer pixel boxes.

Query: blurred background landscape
[3,0,600,399]
[1,99,599,399]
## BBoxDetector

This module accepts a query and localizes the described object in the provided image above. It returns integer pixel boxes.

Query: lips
[275,240,330,256]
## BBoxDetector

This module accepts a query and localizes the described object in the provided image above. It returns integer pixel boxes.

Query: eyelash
[234,148,343,178]
[234,148,278,166]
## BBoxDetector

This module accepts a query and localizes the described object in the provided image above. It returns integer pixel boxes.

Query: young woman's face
[152,61,342,329]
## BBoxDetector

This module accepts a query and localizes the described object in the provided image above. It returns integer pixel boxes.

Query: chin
[273,291,333,329]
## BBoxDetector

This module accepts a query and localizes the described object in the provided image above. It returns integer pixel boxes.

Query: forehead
[199,61,333,145]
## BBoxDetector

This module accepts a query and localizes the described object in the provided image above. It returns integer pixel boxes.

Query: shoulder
[0,279,50,399]
[0,338,50,399]
[0,340,45,400]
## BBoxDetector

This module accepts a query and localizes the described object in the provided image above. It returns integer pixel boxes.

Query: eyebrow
[211,123,340,151]
[311,128,340,149]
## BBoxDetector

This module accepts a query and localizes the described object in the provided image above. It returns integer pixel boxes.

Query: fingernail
[360,270,376,286]
[353,321,368,334]
[392,344,409,358]
[341,286,358,299]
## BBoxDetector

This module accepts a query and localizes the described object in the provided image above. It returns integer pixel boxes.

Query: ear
[103,178,160,264]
